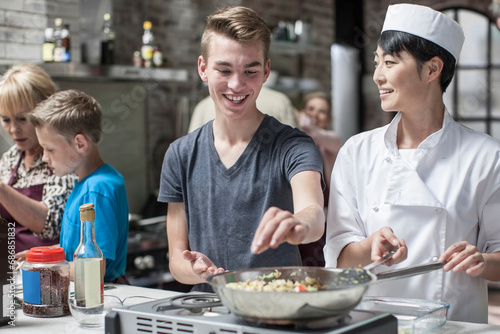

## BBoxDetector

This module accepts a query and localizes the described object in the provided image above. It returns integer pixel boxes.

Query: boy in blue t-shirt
[30,89,129,282]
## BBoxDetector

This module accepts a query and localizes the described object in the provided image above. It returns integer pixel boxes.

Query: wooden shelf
[270,41,326,55]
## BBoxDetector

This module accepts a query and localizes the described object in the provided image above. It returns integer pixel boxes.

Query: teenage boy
[158,6,325,291]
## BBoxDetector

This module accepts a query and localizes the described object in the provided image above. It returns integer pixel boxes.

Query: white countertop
[7,284,500,334]
[8,284,178,333]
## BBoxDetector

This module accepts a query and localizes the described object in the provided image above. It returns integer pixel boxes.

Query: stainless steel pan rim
[208,262,444,322]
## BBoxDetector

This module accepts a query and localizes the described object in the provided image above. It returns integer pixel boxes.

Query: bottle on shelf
[42,27,55,62]
[52,18,64,62]
[61,23,71,62]
[133,51,142,67]
[141,20,154,68]
[100,13,115,65]
[73,203,103,308]
[153,45,163,67]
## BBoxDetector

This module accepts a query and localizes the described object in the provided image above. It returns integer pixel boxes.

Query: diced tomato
[294,284,307,292]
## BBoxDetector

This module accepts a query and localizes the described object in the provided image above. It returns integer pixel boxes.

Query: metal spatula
[332,250,396,286]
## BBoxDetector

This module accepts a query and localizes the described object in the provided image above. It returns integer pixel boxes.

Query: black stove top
[105,293,398,334]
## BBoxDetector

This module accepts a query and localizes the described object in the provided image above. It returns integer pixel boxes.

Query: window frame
[443,8,499,137]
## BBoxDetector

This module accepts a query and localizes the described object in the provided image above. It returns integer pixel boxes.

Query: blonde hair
[0,64,56,117]
[30,89,102,143]
[201,6,271,62]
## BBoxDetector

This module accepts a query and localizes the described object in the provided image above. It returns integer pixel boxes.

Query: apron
[0,153,59,252]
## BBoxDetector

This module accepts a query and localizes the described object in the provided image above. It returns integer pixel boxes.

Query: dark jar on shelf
[21,247,70,317]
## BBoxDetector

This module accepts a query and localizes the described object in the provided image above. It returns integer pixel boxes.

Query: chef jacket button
[385,157,392,163]
[373,206,379,212]
[435,208,442,214]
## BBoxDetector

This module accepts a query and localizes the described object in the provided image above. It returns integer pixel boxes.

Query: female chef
[324,4,500,323]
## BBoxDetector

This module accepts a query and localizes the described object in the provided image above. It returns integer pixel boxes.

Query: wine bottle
[100,13,115,65]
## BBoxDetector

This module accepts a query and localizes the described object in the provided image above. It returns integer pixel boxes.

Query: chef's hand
[251,206,307,254]
[371,226,407,266]
[183,250,225,281]
[439,241,486,277]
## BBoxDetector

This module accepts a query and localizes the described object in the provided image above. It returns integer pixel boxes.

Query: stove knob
[143,255,155,269]
[134,256,146,270]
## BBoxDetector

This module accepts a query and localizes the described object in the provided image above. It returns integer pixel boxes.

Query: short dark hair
[378,30,456,92]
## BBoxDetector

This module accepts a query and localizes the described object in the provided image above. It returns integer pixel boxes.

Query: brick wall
[1,0,497,131]
[113,0,334,108]
[0,0,80,64]
[0,0,334,110]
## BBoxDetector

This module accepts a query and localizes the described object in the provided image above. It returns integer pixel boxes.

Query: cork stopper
[79,203,95,222]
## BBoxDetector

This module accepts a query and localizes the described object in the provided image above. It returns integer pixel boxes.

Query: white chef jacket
[325,109,500,323]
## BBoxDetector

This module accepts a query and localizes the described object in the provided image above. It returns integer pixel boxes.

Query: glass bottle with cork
[73,203,103,307]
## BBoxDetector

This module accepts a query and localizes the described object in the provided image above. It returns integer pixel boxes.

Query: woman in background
[0,63,76,252]
[298,91,342,266]
[298,91,342,192]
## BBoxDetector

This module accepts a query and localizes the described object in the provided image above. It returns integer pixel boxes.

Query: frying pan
[207,260,444,322]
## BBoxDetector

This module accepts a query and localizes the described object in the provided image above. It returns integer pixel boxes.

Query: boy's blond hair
[0,63,56,118]
[201,6,271,62]
[30,89,102,143]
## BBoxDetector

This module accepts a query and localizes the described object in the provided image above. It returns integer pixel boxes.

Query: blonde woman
[0,64,76,252]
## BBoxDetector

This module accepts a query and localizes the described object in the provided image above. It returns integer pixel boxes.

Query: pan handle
[375,257,444,282]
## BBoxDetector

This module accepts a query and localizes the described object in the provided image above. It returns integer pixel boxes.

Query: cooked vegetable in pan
[225,269,326,292]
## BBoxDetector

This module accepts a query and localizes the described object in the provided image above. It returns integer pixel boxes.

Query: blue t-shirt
[60,164,129,281]
[158,115,324,274]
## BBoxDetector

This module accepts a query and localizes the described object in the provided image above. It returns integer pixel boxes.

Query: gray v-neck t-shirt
[158,115,324,274]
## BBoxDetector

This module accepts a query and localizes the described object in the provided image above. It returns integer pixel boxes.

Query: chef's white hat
[381,4,465,61]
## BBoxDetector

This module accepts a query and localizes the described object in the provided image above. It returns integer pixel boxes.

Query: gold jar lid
[79,203,95,221]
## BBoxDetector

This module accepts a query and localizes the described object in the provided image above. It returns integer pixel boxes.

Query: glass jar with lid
[21,247,70,317]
